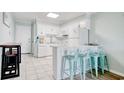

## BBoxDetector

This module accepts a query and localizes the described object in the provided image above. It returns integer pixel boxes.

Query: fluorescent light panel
[47,13,59,18]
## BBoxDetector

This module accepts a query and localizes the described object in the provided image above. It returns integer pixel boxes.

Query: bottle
[40,33,45,44]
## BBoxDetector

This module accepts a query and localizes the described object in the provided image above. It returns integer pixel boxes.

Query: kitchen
[0,12,124,80]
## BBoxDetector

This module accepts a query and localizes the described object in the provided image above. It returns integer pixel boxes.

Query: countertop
[0,42,21,47]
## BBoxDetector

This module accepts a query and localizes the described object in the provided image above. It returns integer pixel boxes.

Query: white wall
[91,13,124,76]
[37,21,59,35]
[60,15,90,46]
[0,12,15,78]
[0,12,15,44]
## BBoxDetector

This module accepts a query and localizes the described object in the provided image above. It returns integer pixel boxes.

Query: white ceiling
[12,12,85,24]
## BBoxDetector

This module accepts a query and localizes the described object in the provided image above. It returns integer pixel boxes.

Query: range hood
[55,34,68,40]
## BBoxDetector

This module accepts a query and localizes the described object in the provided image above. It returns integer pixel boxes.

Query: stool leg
[94,57,98,78]
[69,60,74,80]
[79,58,83,80]
[100,56,105,75]
[74,61,77,76]
[89,57,93,78]
[61,57,66,80]
[105,56,109,72]
[83,58,86,80]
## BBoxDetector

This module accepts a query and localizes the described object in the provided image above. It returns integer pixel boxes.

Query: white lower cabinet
[38,46,52,57]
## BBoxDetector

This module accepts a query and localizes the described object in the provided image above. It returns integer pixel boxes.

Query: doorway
[15,23,31,54]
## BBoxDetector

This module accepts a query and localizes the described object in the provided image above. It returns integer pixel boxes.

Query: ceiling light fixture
[47,13,59,18]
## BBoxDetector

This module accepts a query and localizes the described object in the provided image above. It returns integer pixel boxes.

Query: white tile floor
[8,54,53,80]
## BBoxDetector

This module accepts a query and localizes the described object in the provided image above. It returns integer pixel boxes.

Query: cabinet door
[38,46,52,57]
[79,28,88,45]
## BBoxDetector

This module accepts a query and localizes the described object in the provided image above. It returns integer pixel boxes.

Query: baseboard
[21,53,31,54]
[37,55,52,58]
[109,69,124,77]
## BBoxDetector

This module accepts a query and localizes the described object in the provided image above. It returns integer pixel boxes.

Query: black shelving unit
[0,44,21,80]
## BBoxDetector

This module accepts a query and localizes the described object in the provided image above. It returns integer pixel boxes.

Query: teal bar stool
[89,47,109,78]
[88,49,99,78]
[78,49,93,79]
[61,48,83,80]
[98,48,109,74]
